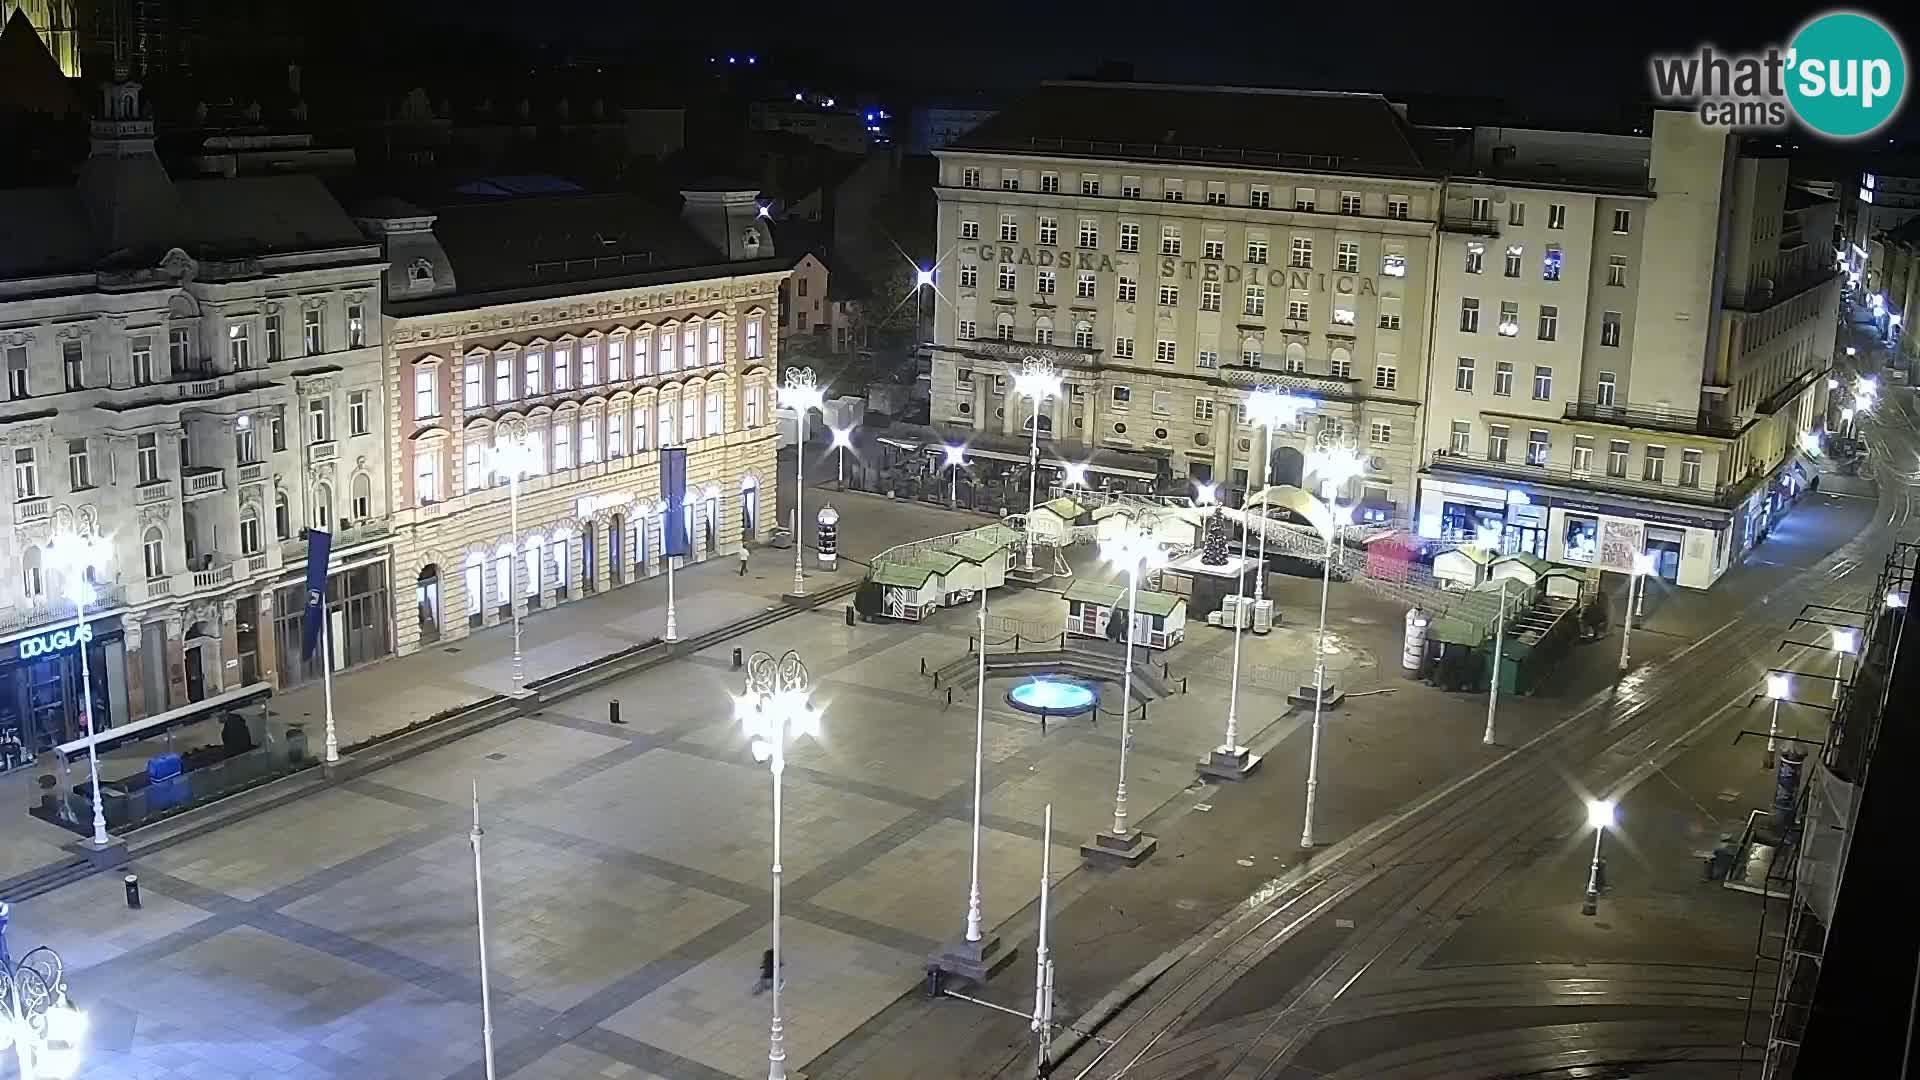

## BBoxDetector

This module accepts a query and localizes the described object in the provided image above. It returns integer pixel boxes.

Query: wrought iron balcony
[1440,213,1501,236]
[1562,401,1745,439]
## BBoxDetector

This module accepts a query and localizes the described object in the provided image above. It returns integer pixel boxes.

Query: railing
[192,561,235,589]
[308,440,338,464]
[182,376,231,398]
[248,555,270,575]
[146,576,173,598]
[1439,214,1501,235]
[1427,449,1737,506]
[238,462,266,485]
[183,467,226,497]
[1216,365,1356,394]
[1562,401,1745,439]
[951,339,1103,369]
[13,495,51,525]
[136,480,175,504]
[0,584,127,633]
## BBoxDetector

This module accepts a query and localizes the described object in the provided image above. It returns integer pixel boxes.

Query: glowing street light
[43,529,114,847]
[1831,627,1858,701]
[1888,589,1909,609]
[1618,551,1658,672]
[1828,377,1841,390]
[1298,493,1354,850]
[0,903,87,1080]
[1194,481,1217,506]
[828,425,855,489]
[914,266,935,289]
[1580,799,1616,915]
[487,425,544,671]
[778,369,826,597]
[737,651,823,1080]
[1013,358,1064,571]
[942,443,967,505]
[1094,525,1169,859]
[1763,672,1792,769]
[1243,387,1316,601]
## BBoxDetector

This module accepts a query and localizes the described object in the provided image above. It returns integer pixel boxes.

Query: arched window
[22,545,43,599]
[995,312,1015,340]
[1034,316,1054,346]
[740,475,760,541]
[353,472,374,519]
[143,527,166,579]
[274,490,291,540]
[1284,341,1307,373]
[1073,321,1094,349]
[240,505,262,554]
[1242,336,1264,367]
[1022,410,1054,436]
[313,482,333,529]
[1330,345,1353,380]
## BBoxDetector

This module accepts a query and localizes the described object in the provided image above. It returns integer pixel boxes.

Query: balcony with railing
[307,440,338,464]
[189,555,237,590]
[1428,449,1747,508]
[181,467,227,499]
[237,461,267,485]
[13,495,51,525]
[0,583,127,634]
[1724,268,1838,313]
[1562,401,1746,439]
[1439,213,1501,236]
[136,479,175,505]
[278,519,394,563]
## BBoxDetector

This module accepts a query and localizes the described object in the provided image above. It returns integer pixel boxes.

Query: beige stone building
[927,82,1443,522]
[357,186,788,656]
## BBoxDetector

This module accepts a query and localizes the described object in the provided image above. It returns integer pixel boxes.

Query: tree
[1201,509,1230,566]
[854,579,883,618]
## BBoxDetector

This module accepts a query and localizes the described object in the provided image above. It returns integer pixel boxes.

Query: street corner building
[364,183,788,657]
[0,74,393,759]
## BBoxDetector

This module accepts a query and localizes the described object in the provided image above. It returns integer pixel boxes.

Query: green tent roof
[967,523,1022,546]
[1039,496,1083,519]
[1492,552,1552,575]
[913,551,966,574]
[1063,579,1183,617]
[871,563,936,588]
[949,537,1004,563]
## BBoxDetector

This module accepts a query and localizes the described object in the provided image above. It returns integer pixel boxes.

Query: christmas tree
[1201,509,1230,565]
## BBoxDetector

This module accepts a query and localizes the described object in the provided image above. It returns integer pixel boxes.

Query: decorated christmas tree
[1201,509,1230,565]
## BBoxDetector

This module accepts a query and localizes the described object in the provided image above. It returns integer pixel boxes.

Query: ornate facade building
[0,76,389,756]
[357,186,788,658]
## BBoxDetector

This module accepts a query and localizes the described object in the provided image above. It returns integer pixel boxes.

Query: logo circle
[1786,11,1908,139]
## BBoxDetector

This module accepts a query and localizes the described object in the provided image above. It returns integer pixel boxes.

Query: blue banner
[662,448,689,558]
[302,529,332,661]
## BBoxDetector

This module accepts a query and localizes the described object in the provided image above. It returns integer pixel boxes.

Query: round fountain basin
[1006,677,1099,716]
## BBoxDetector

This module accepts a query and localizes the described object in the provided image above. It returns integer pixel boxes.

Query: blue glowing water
[1007,678,1098,714]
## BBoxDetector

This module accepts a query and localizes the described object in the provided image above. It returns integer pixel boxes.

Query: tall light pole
[737,650,822,1080]
[1617,551,1657,672]
[829,425,854,490]
[1062,462,1088,502]
[1031,803,1055,1076]
[1830,627,1857,702]
[1091,524,1167,861]
[1581,798,1615,916]
[1013,357,1063,572]
[1764,673,1790,769]
[469,781,496,1080]
[43,530,113,849]
[1300,441,1366,851]
[1242,387,1316,602]
[943,443,967,507]
[1484,574,1510,746]
[778,368,825,597]
[934,588,999,979]
[1203,496,1257,780]
[0,904,88,1080]
[487,424,540,692]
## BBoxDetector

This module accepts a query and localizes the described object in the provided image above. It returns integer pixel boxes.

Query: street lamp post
[737,651,823,1080]
[487,426,540,691]
[1013,358,1063,572]
[1831,627,1858,702]
[1085,525,1167,864]
[43,530,113,849]
[1485,575,1510,746]
[0,903,87,1080]
[1581,798,1616,916]
[1618,552,1657,672]
[778,369,826,597]
[933,588,1002,980]
[1242,387,1316,602]
[1764,673,1791,769]
[829,425,854,490]
[943,443,966,507]
[469,781,497,1080]
[1300,443,1366,850]
[1063,462,1088,502]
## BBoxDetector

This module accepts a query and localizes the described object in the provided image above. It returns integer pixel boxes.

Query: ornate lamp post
[777,369,826,596]
[1242,387,1316,601]
[1830,627,1858,702]
[942,443,967,506]
[1013,358,1063,571]
[828,425,855,489]
[43,529,113,849]
[1581,798,1616,915]
[1617,551,1658,672]
[1084,523,1168,865]
[1299,440,1366,850]
[0,903,87,1080]
[487,423,541,692]
[737,651,823,1080]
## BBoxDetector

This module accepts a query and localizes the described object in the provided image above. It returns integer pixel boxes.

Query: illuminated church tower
[0,0,77,76]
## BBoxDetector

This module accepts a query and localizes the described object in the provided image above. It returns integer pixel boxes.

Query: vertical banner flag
[662,448,689,558]
[301,529,333,660]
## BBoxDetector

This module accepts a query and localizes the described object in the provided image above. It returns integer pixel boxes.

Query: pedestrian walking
[738,545,750,577]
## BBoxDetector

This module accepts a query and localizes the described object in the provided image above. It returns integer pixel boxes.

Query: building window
[1330,352,1352,378]
[607,337,625,380]
[1460,298,1480,333]
[1038,270,1056,295]
[1117,276,1137,303]
[1290,236,1312,268]
[960,220,979,240]
[553,344,573,391]
[274,491,291,539]
[1370,421,1392,445]
[1533,365,1553,400]
[1151,390,1171,416]
[1000,214,1018,242]
[1111,385,1131,407]
[1079,219,1098,248]
[349,302,368,348]
[1508,201,1526,226]
[1001,170,1019,191]
[11,448,36,498]
[1494,361,1514,396]
[1244,285,1265,317]
[5,348,28,400]
[1038,216,1058,246]
[1074,322,1094,349]
[1596,371,1617,406]
[1572,436,1594,473]
[582,412,601,462]
[998,265,1017,291]
[264,315,281,361]
[1526,429,1549,466]
[1612,209,1631,234]
[1206,182,1227,206]
[1077,272,1096,298]
[63,341,85,389]
[1379,311,1401,330]
[959,320,977,340]
[1382,250,1406,277]
[581,342,598,385]
[1121,177,1142,198]
[1387,196,1409,219]
[136,433,160,483]
[525,350,544,394]
[960,265,978,288]
[1542,246,1563,281]
[608,408,626,458]
[414,367,437,419]
[303,308,322,354]
[1341,192,1362,215]
[1497,301,1520,337]
[350,390,370,435]
[464,442,483,491]
[1332,306,1356,326]
[1249,185,1270,208]
[1450,421,1470,455]
[67,439,91,490]
[1607,439,1629,477]
[1504,245,1523,277]
[1455,356,1476,392]
[1081,175,1101,196]
[1464,243,1484,274]
[1040,172,1060,194]
[235,422,256,464]
[1548,203,1567,230]
[996,315,1015,340]
[1120,223,1139,252]
[1161,225,1181,256]
[1035,323,1054,345]
[1680,449,1702,487]
[1374,361,1397,390]
[962,167,980,188]
[1113,336,1134,360]
[240,506,262,555]
[1194,398,1215,422]
[133,336,155,384]
[416,446,440,503]
[143,527,165,579]
[1487,424,1509,462]
[1200,281,1220,311]
[1607,255,1628,287]
[1294,188,1315,212]
[1197,346,1219,368]
[309,397,332,442]
[1601,311,1622,347]
[1538,305,1559,341]
[1163,179,1184,202]
[552,417,573,468]
[1247,239,1268,264]
[1335,242,1359,273]
[464,359,485,408]
[1471,196,1492,222]
[169,327,191,368]
[1287,298,1309,321]
[1155,340,1177,364]
[1158,284,1178,307]
[1644,445,1666,482]
[1204,239,1225,261]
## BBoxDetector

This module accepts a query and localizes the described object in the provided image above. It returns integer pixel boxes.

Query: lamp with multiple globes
[1242,388,1316,601]
[1013,359,1064,571]
[777,369,826,597]
[1581,799,1615,915]
[42,530,115,847]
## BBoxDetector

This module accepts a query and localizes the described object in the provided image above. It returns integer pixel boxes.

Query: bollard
[845,605,856,627]
[933,672,940,689]
[922,657,929,675]
[125,873,141,909]
[946,687,953,706]
[924,966,946,998]
[1181,677,1189,694]
[609,699,625,725]
[732,647,743,669]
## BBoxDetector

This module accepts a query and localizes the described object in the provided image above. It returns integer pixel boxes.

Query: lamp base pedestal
[1198,746,1262,781]
[928,932,1013,986]
[73,834,130,870]
[1081,828,1158,866]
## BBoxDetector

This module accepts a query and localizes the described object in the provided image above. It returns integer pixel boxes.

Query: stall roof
[967,523,1023,546]
[871,563,937,588]
[1436,545,1494,567]
[949,536,1005,563]
[1492,552,1553,577]
[1038,496,1084,519]
[1064,580,1184,617]
[913,551,967,575]
[1090,504,1135,521]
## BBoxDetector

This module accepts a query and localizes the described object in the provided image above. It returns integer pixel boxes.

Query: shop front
[1419,478,1544,555]
[273,558,392,689]
[1543,499,1729,590]
[0,616,131,770]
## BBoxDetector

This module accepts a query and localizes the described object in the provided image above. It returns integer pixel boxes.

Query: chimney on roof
[681,186,774,262]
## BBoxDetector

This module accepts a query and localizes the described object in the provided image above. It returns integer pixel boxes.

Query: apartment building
[1420,112,1838,589]
[0,75,390,757]
[928,82,1442,520]
[358,185,787,657]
